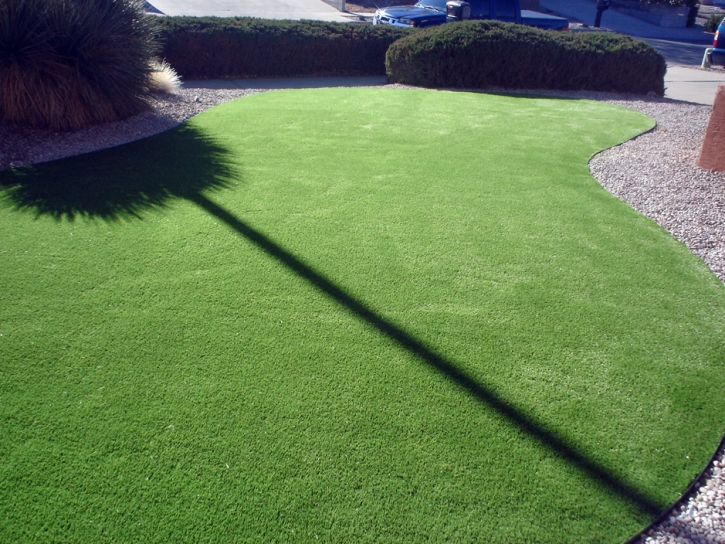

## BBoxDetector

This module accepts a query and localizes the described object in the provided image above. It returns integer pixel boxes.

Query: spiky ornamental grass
[0,0,158,131]
[148,58,181,94]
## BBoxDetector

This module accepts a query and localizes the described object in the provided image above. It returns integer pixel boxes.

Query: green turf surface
[1,88,724,543]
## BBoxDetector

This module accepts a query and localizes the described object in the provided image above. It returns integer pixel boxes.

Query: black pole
[594,7,604,27]
[594,0,610,28]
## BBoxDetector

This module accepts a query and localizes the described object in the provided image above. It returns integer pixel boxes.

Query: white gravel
[592,99,725,287]
[0,88,258,170]
[1,86,724,543]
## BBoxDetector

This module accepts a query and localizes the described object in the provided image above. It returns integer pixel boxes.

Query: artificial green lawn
[1,88,724,543]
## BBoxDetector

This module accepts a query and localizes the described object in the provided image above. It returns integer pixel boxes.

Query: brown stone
[697,85,725,171]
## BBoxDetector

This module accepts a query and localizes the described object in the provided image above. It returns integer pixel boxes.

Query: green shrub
[154,17,411,79]
[705,14,724,33]
[0,0,158,131]
[385,21,666,95]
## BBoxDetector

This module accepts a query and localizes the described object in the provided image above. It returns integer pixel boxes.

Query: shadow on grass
[0,127,666,522]
[191,192,666,520]
[0,124,236,221]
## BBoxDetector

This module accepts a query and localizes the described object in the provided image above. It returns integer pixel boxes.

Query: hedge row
[153,17,411,78]
[385,21,666,95]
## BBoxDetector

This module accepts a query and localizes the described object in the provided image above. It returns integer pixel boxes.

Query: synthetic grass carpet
[1,88,725,543]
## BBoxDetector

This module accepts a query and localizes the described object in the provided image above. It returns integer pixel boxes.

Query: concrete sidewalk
[665,65,725,104]
[146,0,354,21]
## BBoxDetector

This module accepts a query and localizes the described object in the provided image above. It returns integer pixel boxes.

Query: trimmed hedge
[385,21,666,95]
[154,17,411,78]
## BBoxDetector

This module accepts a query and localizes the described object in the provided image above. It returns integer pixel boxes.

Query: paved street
[642,38,710,66]
[540,0,725,104]
[541,0,712,41]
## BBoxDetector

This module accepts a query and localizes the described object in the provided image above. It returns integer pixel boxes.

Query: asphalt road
[541,0,725,104]
[644,38,712,66]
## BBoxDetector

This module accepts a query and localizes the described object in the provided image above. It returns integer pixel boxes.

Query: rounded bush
[0,0,158,131]
[385,21,666,96]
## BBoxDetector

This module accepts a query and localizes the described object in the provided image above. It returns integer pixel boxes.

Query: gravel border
[0,88,259,171]
[1,86,724,543]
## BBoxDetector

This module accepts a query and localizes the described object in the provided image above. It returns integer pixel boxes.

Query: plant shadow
[0,123,237,222]
[193,193,667,522]
[0,117,668,530]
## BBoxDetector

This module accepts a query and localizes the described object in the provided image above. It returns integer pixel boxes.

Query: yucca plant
[0,0,158,131]
[148,58,181,94]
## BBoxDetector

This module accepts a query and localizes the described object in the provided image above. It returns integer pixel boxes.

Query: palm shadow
[191,193,666,521]
[0,123,236,222]
[0,122,667,528]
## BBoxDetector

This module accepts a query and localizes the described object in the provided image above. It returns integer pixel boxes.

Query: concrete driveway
[147,0,353,21]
